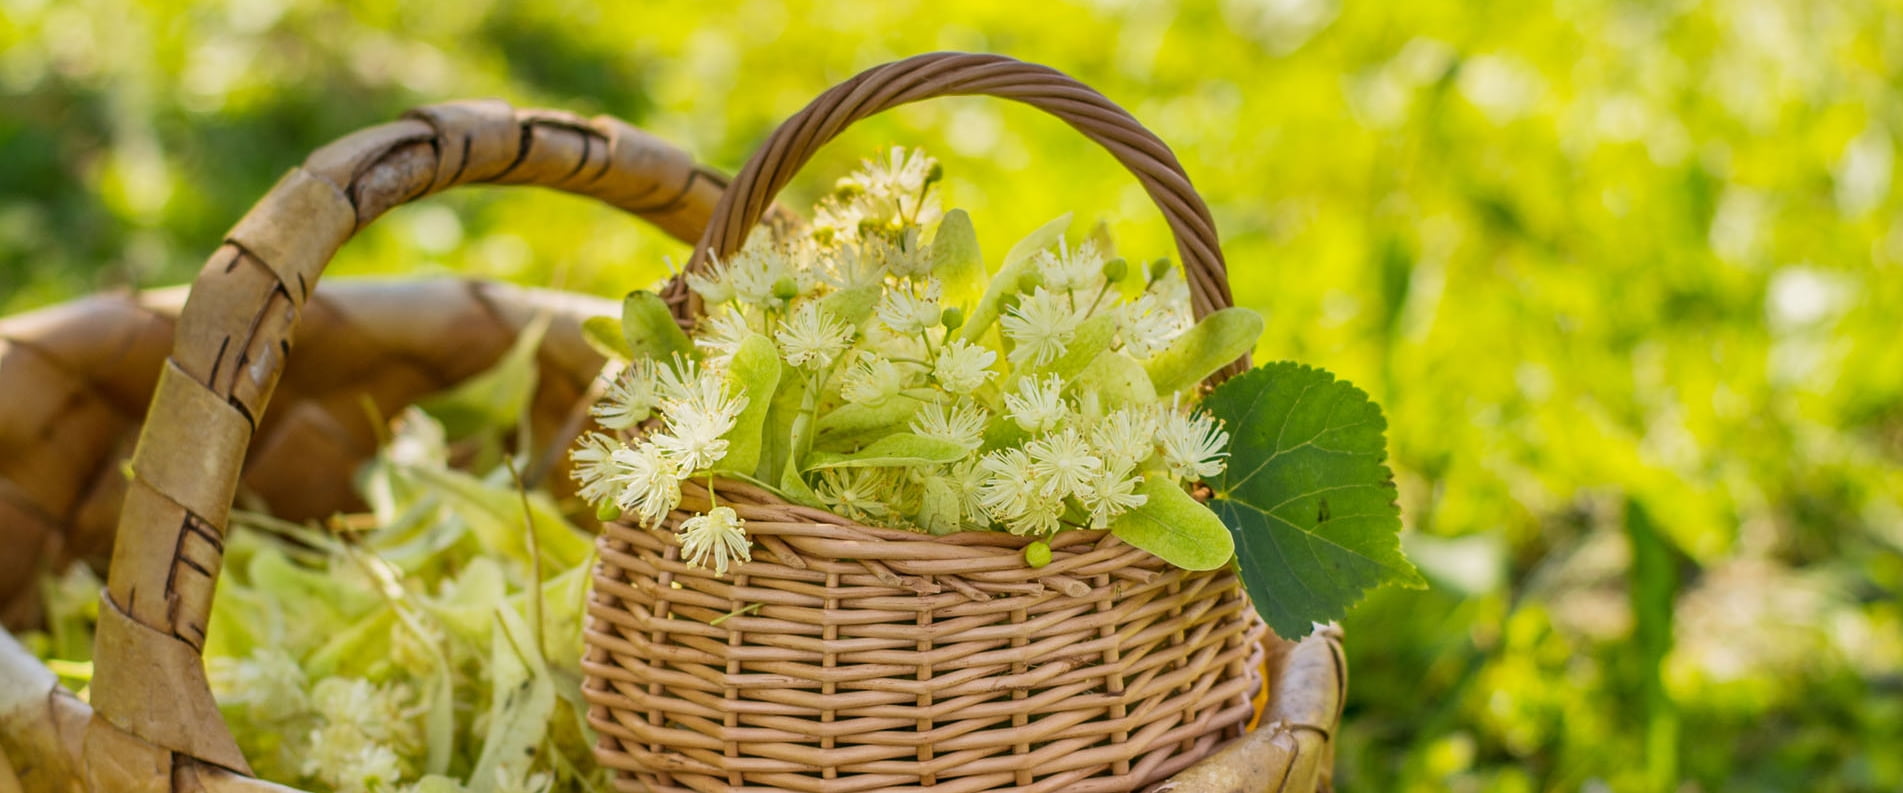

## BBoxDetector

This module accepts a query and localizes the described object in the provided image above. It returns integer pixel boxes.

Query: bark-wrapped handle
[88,100,750,782]
[666,52,1242,355]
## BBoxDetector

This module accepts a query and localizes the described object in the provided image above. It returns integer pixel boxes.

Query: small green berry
[596,500,622,522]
[925,162,945,185]
[941,306,965,331]
[1147,257,1172,283]
[1102,257,1129,283]
[1024,541,1053,569]
[772,277,799,300]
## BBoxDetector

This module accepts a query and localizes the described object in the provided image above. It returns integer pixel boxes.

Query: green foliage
[618,290,693,363]
[7,0,1902,788]
[1207,362,1424,638]
[1142,307,1263,395]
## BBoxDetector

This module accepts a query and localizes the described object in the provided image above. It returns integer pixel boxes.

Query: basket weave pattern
[585,481,1265,793]
[583,52,1270,793]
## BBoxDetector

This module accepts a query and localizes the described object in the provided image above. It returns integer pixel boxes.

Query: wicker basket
[580,53,1321,793]
[0,58,1343,793]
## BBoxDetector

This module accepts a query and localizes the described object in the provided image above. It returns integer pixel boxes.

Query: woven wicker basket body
[581,54,1313,793]
[0,53,1343,793]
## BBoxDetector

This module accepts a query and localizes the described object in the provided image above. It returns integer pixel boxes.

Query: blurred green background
[4,0,1901,790]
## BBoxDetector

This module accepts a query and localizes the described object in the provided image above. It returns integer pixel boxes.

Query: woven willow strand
[586,53,1273,793]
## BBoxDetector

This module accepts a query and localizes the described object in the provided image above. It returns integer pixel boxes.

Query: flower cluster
[573,148,1233,575]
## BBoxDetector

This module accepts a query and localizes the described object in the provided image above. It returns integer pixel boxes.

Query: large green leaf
[1205,362,1424,638]
[1109,477,1234,570]
[418,315,547,438]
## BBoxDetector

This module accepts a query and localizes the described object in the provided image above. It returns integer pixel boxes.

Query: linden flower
[651,377,746,473]
[592,361,658,430]
[570,432,630,505]
[776,301,854,369]
[1157,404,1230,481]
[840,354,908,405]
[817,468,893,521]
[1003,374,1069,434]
[1001,287,1083,367]
[695,310,752,369]
[696,239,796,307]
[1039,239,1105,294]
[876,281,942,334]
[678,505,751,576]
[209,648,308,723]
[1081,464,1147,528]
[305,728,404,793]
[612,442,683,528]
[1026,427,1104,499]
[976,448,1038,524]
[1119,294,1189,359]
[911,401,988,451]
[1091,407,1159,470]
[932,339,997,393]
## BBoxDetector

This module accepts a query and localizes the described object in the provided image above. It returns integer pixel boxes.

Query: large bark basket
[582,53,1335,793]
[0,55,1342,793]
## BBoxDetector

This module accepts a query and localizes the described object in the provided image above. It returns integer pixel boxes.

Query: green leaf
[418,315,548,438]
[1109,477,1235,571]
[716,333,781,475]
[408,466,592,571]
[1206,362,1424,639]
[932,209,985,308]
[959,213,1071,343]
[1074,351,1157,408]
[619,290,694,363]
[580,315,633,361]
[1143,307,1264,394]
[804,433,968,470]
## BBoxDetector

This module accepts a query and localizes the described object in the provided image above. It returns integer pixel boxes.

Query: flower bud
[772,277,800,301]
[1102,257,1128,283]
[596,500,622,522]
[940,306,965,331]
[1147,257,1172,283]
[925,162,945,185]
[1024,541,1052,569]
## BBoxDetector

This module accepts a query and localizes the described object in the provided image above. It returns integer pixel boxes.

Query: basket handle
[666,52,1241,343]
[85,100,758,780]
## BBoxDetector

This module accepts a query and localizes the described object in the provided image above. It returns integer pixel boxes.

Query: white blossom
[911,401,988,452]
[695,309,752,369]
[817,469,892,521]
[1001,287,1083,367]
[678,505,751,576]
[1157,403,1230,481]
[612,442,683,527]
[1025,427,1103,500]
[976,448,1038,526]
[932,338,997,393]
[876,280,943,334]
[592,361,658,430]
[839,354,908,405]
[1081,463,1147,528]
[1003,374,1069,434]
[1038,239,1105,294]
[775,301,854,369]
[1118,294,1189,358]
[1091,407,1159,470]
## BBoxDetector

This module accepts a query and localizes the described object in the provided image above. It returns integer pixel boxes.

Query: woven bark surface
[0,279,612,629]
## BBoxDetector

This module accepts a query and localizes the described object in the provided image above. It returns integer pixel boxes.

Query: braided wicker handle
[85,100,749,783]
[666,51,1244,361]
